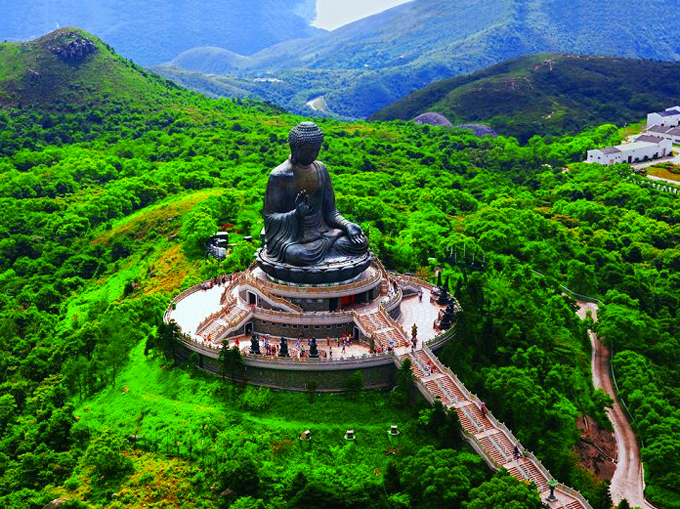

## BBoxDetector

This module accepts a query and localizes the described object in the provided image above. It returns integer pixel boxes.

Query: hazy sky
[313,0,413,31]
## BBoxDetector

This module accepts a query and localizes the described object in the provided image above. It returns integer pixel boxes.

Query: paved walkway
[576,301,656,509]
[646,174,680,186]
[169,284,224,337]
[397,286,443,354]
[630,152,680,170]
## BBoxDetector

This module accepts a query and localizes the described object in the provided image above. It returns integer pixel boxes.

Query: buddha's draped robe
[263,160,368,266]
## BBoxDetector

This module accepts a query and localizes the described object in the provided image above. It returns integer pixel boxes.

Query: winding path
[576,301,655,509]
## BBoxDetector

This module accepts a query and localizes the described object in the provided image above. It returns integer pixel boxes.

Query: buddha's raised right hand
[295,190,310,216]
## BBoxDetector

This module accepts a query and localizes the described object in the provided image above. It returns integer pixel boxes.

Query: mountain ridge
[370,53,680,141]
[153,0,680,119]
[0,0,323,66]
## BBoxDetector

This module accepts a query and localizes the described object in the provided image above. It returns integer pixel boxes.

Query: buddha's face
[292,143,321,166]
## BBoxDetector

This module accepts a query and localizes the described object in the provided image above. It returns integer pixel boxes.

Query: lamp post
[344,429,356,449]
[546,479,559,502]
[387,425,401,447]
[300,430,312,451]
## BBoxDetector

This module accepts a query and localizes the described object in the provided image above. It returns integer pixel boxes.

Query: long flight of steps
[399,345,592,509]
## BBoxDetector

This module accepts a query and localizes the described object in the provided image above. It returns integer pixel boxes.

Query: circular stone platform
[164,262,454,391]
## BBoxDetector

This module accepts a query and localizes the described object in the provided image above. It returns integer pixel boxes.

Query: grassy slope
[63,189,222,328]
[65,340,423,507]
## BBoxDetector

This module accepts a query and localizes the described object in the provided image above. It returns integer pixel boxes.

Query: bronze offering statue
[257,122,371,284]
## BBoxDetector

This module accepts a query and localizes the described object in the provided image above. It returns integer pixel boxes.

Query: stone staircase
[506,457,550,492]
[197,294,252,343]
[398,345,593,509]
[357,308,409,350]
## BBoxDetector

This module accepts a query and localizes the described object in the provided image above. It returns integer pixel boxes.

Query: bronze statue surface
[257,122,371,284]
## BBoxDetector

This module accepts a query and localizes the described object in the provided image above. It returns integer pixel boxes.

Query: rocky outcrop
[452,124,498,138]
[45,31,97,63]
[43,499,70,509]
[413,112,453,127]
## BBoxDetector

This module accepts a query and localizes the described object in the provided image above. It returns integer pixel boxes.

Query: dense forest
[0,30,679,509]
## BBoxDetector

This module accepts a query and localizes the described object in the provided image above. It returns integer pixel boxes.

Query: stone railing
[378,305,408,343]
[243,273,303,313]
[242,350,395,370]
[253,306,355,325]
[220,273,244,304]
[372,256,386,276]
[196,307,227,335]
[393,273,437,291]
[426,327,456,349]
[180,336,222,356]
[163,282,205,322]
[380,281,403,313]
[217,308,252,340]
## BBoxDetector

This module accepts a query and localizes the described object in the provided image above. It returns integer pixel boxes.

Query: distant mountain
[0,28,184,112]
[154,0,680,118]
[370,54,680,142]
[0,0,323,66]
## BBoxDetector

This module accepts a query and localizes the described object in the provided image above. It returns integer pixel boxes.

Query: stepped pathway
[397,339,593,508]
[576,301,656,509]
[195,285,252,343]
[357,308,410,351]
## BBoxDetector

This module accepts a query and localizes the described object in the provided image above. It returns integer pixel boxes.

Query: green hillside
[1,29,679,509]
[0,28,183,111]
[369,53,680,142]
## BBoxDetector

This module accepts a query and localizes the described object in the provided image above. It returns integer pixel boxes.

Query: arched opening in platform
[247,291,257,306]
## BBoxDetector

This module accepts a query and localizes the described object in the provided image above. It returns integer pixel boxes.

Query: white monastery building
[587,135,671,166]
[647,107,680,129]
[646,124,680,144]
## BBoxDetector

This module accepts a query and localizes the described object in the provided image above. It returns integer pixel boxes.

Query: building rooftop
[636,134,665,143]
[656,109,680,117]
[601,146,621,154]
[647,125,670,133]
[667,127,680,137]
[618,141,660,152]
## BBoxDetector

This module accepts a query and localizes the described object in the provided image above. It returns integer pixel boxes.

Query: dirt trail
[576,301,656,509]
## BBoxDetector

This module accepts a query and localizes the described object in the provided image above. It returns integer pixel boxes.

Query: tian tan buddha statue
[256,122,371,284]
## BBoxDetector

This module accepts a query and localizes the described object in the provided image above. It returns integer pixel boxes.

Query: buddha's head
[289,122,324,166]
